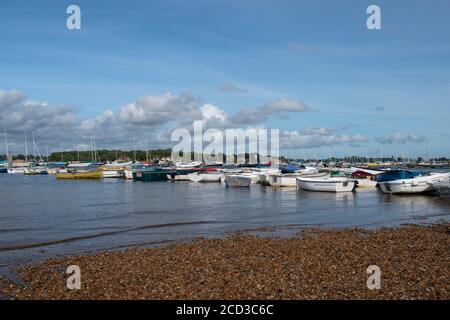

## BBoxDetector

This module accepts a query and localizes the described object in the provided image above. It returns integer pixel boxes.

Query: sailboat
[1,129,9,173]
[8,132,31,174]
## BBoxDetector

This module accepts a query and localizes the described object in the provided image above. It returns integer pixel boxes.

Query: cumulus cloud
[117,92,201,126]
[232,98,315,125]
[282,127,368,149]
[375,132,427,144]
[0,89,318,153]
[217,83,248,93]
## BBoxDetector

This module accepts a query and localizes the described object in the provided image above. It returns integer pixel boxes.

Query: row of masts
[2,130,152,164]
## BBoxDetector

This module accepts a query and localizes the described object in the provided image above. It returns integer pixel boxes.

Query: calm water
[0,174,449,277]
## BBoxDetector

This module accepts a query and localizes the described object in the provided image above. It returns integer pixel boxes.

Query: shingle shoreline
[1,223,448,300]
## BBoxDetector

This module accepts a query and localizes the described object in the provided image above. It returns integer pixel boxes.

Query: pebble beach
[0,223,448,300]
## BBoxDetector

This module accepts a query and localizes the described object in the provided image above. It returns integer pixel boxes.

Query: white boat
[102,170,124,178]
[167,173,190,181]
[187,172,223,182]
[224,175,252,187]
[296,177,356,192]
[269,171,329,187]
[296,165,318,175]
[355,178,378,188]
[379,172,450,194]
[67,162,92,168]
[256,169,281,185]
[268,174,297,187]
[176,161,203,169]
[104,161,133,167]
[47,168,67,175]
[124,169,134,179]
[7,168,27,174]
[349,167,383,176]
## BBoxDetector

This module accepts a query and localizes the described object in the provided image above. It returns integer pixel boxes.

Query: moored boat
[268,174,298,187]
[56,171,102,179]
[224,175,251,187]
[167,169,201,181]
[296,177,356,192]
[376,170,422,183]
[133,167,174,182]
[7,168,27,174]
[351,170,378,188]
[269,171,329,187]
[187,172,223,182]
[379,172,450,194]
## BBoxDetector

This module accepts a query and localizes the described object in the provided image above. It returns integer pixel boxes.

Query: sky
[0,0,449,159]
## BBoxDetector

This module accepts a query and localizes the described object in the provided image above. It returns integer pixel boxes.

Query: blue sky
[0,0,449,158]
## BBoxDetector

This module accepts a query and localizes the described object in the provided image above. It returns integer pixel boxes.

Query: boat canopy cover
[376,170,422,182]
[280,164,299,174]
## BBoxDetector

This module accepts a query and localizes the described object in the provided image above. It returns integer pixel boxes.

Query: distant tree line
[0,151,449,164]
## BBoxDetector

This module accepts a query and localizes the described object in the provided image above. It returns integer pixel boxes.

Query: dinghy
[351,170,378,188]
[56,171,102,179]
[187,172,223,182]
[296,177,356,192]
[268,171,329,187]
[224,175,252,187]
[7,168,27,174]
[268,174,298,187]
[379,172,450,194]
[167,169,201,181]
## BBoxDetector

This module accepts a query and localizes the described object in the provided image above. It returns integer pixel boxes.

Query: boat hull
[187,173,223,182]
[379,172,450,194]
[102,170,124,178]
[7,168,26,174]
[56,171,102,179]
[224,175,251,187]
[133,169,173,182]
[297,177,355,192]
[124,169,134,179]
[268,175,297,187]
[355,178,377,188]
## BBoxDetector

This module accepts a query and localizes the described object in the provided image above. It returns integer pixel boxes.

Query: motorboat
[379,172,450,194]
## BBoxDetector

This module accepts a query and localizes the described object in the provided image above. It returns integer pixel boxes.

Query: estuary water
[0,174,449,277]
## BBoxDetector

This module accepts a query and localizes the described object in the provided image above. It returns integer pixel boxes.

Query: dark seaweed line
[0,220,218,252]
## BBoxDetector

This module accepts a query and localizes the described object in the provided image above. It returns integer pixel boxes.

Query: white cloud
[282,127,368,149]
[375,132,427,144]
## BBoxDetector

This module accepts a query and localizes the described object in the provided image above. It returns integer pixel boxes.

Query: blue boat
[376,170,423,182]
[280,164,299,174]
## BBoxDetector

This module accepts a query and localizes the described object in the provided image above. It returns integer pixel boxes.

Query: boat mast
[4,128,8,159]
[32,133,43,163]
[133,136,136,162]
[45,144,49,163]
[145,136,149,162]
[24,131,28,162]
[90,136,94,162]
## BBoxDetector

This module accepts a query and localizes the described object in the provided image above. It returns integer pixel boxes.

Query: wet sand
[0,223,448,300]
